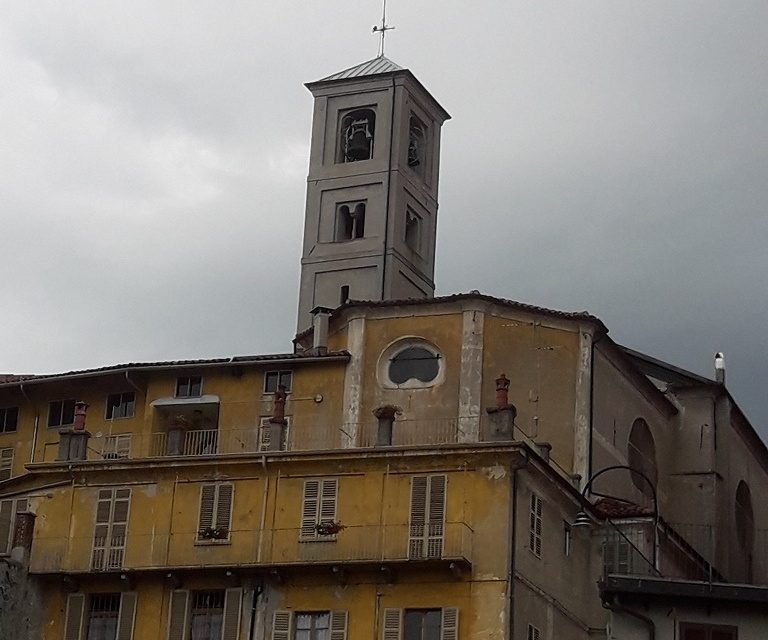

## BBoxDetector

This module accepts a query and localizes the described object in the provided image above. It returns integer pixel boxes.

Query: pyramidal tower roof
[316,55,405,82]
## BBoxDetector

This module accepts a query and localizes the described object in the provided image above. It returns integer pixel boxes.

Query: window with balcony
[300,478,338,541]
[197,483,233,543]
[102,434,131,460]
[0,406,18,433]
[383,608,458,640]
[409,475,446,559]
[264,370,293,394]
[0,498,28,554]
[679,622,737,640]
[48,399,76,428]
[529,493,543,557]
[167,589,243,640]
[0,448,12,481]
[272,611,348,640]
[105,392,135,420]
[63,592,137,640]
[91,488,131,571]
[176,376,203,398]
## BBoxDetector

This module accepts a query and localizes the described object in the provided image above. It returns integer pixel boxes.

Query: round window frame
[377,337,445,390]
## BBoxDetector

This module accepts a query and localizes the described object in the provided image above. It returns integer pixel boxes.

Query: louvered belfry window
[91,488,131,571]
[300,479,338,541]
[271,610,348,640]
[408,475,446,559]
[197,484,234,542]
[382,608,458,640]
[529,493,543,558]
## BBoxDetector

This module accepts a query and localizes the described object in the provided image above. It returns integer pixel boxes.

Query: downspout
[380,75,397,299]
[247,581,265,640]
[257,456,269,563]
[507,463,520,640]
[604,595,655,640]
[588,337,596,485]
[124,370,142,393]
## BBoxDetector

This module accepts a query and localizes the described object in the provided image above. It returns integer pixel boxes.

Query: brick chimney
[57,401,91,461]
[265,385,288,452]
[485,373,517,442]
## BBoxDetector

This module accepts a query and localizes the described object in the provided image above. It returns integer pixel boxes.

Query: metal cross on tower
[372,0,395,57]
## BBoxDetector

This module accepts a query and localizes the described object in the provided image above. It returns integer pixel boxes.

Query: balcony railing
[81,418,471,461]
[28,522,473,575]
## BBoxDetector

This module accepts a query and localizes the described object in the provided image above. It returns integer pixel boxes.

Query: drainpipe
[380,75,397,299]
[247,581,265,640]
[507,462,521,640]
[124,370,142,393]
[20,383,40,464]
[604,595,655,640]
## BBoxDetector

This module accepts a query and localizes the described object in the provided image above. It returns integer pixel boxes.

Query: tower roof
[315,55,405,82]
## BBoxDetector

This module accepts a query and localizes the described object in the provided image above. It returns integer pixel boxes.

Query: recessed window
[529,493,543,557]
[735,480,754,554]
[105,392,135,420]
[336,202,366,241]
[527,624,542,640]
[408,114,427,175]
[48,399,76,428]
[191,590,226,639]
[404,610,442,640]
[264,370,293,394]
[86,593,121,640]
[563,521,572,556]
[389,347,440,385]
[0,449,13,481]
[338,108,376,162]
[628,418,657,498]
[340,285,350,305]
[295,612,331,640]
[680,622,737,640]
[0,407,18,433]
[405,207,421,252]
[176,376,202,398]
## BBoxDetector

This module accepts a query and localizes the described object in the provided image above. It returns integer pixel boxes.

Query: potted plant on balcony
[315,521,345,536]
[198,526,229,540]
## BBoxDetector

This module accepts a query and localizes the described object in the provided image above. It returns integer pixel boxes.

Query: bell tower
[296,56,450,331]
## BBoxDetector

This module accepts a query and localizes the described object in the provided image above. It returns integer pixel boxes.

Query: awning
[150,395,220,408]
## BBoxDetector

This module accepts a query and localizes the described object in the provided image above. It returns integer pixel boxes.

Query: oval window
[389,347,440,384]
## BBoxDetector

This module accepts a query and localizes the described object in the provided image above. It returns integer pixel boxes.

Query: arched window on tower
[408,114,427,175]
[404,207,421,252]
[339,109,376,163]
[627,418,657,499]
[735,480,754,580]
[336,202,366,241]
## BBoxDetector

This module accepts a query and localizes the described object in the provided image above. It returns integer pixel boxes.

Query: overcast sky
[1,2,767,436]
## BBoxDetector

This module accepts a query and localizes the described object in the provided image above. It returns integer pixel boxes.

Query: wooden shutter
[110,489,131,569]
[116,592,138,640]
[427,476,446,558]
[63,593,85,640]
[441,608,459,640]
[0,448,13,480]
[319,479,338,529]
[409,475,446,559]
[529,493,542,557]
[92,489,112,570]
[216,485,234,537]
[0,500,12,554]
[300,480,320,539]
[330,610,348,640]
[272,610,293,640]
[221,588,243,640]
[199,485,217,535]
[167,590,189,640]
[382,608,402,640]
[91,488,131,570]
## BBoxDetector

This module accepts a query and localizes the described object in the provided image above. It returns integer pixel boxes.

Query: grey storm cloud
[1,1,767,435]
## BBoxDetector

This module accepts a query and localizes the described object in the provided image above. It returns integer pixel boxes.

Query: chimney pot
[714,351,725,384]
[495,374,511,409]
[73,401,88,431]
[310,306,333,355]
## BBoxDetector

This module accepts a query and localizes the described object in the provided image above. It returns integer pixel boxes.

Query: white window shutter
[222,588,243,640]
[441,608,459,640]
[300,480,320,539]
[330,610,348,640]
[116,592,138,640]
[382,608,402,640]
[272,610,293,640]
[63,593,85,640]
[167,590,189,640]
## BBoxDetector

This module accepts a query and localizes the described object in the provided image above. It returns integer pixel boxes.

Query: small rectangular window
[264,370,293,394]
[197,483,234,542]
[105,392,135,420]
[91,488,131,571]
[529,493,543,557]
[405,207,422,253]
[0,407,18,433]
[340,285,350,305]
[176,376,202,398]
[190,590,225,639]
[563,522,572,556]
[102,434,132,460]
[0,449,13,481]
[680,623,737,640]
[48,399,76,428]
[527,624,541,640]
[300,478,338,541]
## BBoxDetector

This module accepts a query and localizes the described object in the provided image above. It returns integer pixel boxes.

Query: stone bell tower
[296,56,450,331]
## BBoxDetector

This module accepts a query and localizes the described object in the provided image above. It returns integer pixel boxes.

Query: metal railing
[602,520,659,578]
[28,522,473,574]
